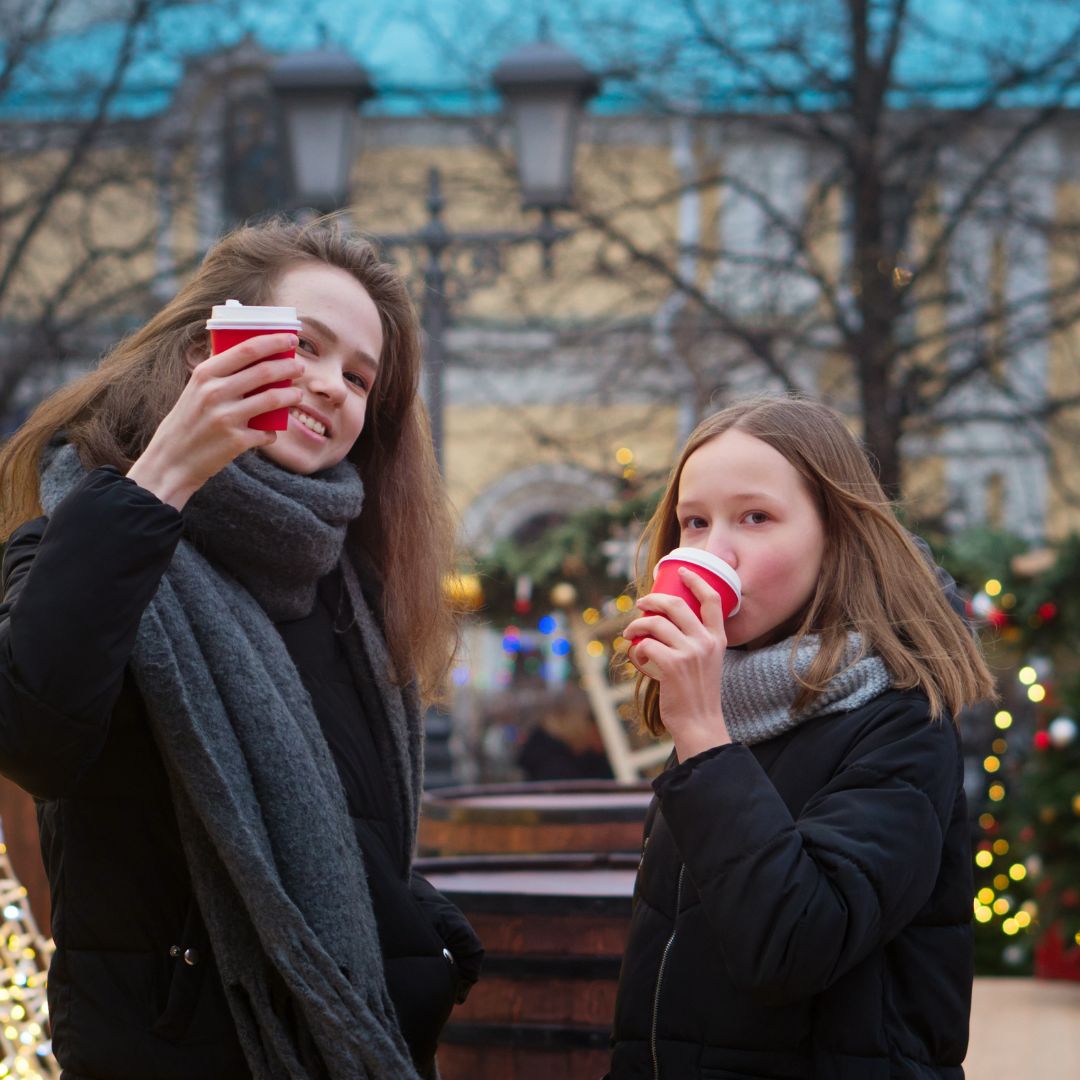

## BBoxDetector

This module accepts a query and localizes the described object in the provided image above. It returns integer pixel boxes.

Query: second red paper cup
[630,548,742,658]
[652,547,741,620]
[207,299,302,431]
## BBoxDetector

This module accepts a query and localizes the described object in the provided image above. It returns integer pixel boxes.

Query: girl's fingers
[624,613,682,649]
[227,357,305,397]
[637,590,702,636]
[678,567,729,631]
[234,383,304,421]
[198,333,299,375]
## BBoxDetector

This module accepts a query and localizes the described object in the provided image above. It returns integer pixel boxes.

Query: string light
[0,825,56,1076]
[994,710,1013,729]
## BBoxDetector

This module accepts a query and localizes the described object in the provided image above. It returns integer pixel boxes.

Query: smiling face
[675,427,827,649]
[259,261,383,476]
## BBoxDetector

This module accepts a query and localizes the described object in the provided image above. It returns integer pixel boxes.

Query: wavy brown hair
[0,216,458,700]
[635,395,995,734]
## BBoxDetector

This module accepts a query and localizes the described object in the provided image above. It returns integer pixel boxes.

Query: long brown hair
[0,216,458,700]
[635,395,995,734]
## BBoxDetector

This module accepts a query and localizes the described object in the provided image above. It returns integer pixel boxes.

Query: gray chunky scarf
[41,445,423,1080]
[722,633,892,745]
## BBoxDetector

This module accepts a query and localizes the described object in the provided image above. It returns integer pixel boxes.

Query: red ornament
[987,609,1009,628]
[1034,730,1052,750]
[1062,888,1080,909]
[1034,923,1080,981]
[1038,602,1058,621]
[1020,825,1036,843]
[513,598,532,614]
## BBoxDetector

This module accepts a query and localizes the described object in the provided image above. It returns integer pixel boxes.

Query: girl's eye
[681,516,707,531]
[297,336,317,355]
[744,511,770,525]
[344,372,369,391]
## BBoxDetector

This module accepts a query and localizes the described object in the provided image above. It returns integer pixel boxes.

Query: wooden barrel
[418,852,637,1080]
[418,780,652,857]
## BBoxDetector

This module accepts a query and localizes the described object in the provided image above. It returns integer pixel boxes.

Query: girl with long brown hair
[0,216,481,1079]
[607,395,993,1079]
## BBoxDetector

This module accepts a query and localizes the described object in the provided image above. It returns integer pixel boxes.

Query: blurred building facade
[3,0,1080,551]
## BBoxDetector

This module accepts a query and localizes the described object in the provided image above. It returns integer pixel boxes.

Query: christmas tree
[945,531,1080,977]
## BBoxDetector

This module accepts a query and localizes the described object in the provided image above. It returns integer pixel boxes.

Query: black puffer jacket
[610,689,973,1080]
[0,468,480,1080]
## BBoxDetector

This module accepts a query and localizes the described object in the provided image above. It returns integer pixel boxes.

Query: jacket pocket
[151,895,232,1045]
[383,952,457,1074]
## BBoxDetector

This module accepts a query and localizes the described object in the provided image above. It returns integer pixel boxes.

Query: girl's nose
[708,532,738,570]
[307,366,346,404]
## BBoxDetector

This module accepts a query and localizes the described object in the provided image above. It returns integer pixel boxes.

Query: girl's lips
[290,406,331,440]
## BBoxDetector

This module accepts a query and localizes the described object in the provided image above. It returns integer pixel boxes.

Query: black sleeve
[0,467,183,797]
[409,870,484,1002]
[653,694,962,1005]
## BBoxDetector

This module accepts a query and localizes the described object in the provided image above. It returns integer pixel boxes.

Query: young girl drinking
[0,217,481,1080]
[610,396,993,1079]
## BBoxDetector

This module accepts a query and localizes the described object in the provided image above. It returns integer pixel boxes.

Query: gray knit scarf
[722,633,892,745]
[41,445,423,1080]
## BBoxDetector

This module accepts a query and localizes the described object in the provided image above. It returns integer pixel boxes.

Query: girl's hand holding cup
[625,548,741,761]
[126,328,304,512]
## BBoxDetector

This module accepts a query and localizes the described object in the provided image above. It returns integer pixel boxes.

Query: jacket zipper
[650,863,685,1080]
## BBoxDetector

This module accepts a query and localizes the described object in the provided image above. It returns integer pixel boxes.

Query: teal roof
[4,0,1080,121]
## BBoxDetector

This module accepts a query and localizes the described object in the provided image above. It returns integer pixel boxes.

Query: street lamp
[268,48,375,214]
[269,38,599,471]
[492,40,600,211]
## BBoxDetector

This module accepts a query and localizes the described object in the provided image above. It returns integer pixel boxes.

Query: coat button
[168,945,180,958]
[442,948,454,966]
[183,948,199,966]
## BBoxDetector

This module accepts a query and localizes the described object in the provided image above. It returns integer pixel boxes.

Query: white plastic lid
[656,546,742,612]
[205,299,302,330]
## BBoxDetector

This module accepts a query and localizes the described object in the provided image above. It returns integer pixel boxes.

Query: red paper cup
[652,548,741,621]
[207,300,302,431]
[630,548,741,649]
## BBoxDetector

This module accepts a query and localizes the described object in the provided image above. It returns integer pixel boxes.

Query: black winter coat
[0,468,479,1080]
[610,689,973,1080]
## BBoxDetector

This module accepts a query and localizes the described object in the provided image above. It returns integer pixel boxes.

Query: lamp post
[270,38,599,471]
[268,48,375,215]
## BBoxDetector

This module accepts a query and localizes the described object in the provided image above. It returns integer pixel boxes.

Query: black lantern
[269,49,375,212]
[492,40,599,210]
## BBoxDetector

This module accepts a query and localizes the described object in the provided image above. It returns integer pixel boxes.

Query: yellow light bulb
[994,711,1013,730]
[1027,684,1046,703]
[984,756,1001,773]
[1009,863,1027,881]
[985,579,1002,596]
[1018,666,1037,685]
